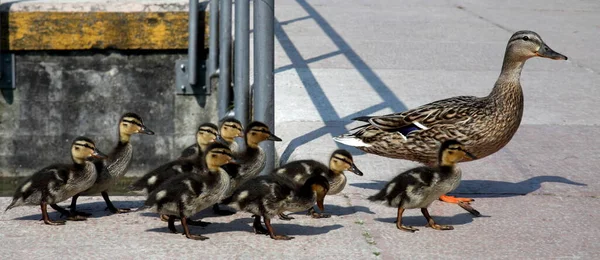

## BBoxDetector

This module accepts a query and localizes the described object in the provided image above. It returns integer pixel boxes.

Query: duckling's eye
[522,36,529,41]
[75,147,80,150]
[123,123,129,127]
[251,132,256,136]
[211,154,217,158]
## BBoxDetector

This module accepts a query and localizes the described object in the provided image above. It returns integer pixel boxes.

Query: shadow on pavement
[352,175,587,198]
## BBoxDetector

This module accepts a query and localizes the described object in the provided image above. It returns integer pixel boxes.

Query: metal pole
[254,0,275,174]
[234,0,250,128]
[206,0,219,89]
[188,0,199,85]
[218,0,232,118]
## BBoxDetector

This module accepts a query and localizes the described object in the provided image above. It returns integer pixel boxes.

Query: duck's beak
[92,149,108,159]
[349,163,364,176]
[139,126,155,135]
[228,157,238,165]
[316,189,327,212]
[267,133,282,141]
[237,131,244,138]
[535,43,568,60]
[464,151,477,160]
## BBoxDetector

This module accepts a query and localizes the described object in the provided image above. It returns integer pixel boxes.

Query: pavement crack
[341,193,381,258]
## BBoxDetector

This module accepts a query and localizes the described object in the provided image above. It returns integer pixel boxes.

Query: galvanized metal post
[206,0,219,90]
[234,0,250,128]
[218,0,232,118]
[188,0,199,85]
[254,0,276,174]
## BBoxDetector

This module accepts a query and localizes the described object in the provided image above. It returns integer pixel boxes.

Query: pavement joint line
[340,193,382,258]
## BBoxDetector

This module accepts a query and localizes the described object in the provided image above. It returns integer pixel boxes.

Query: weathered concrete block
[0,51,218,177]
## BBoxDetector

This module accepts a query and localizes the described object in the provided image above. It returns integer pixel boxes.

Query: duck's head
[218,117,244,143]
[71,136,107,164]
[505,30,567,62]
[304,175,330,212]
[439,140,476,166]
[204,142,235,171]
[196,122,219,150]
[118,112,155,142]
[244,121,282,148]
[329,149,363,176]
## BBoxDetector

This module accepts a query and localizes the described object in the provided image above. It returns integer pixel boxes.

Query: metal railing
[186,0,276,174]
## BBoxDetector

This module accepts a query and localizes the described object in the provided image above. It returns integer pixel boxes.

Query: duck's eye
[211,154,217,158]
[75,147,80,150]
[123,123,129,127]
[522,36,529,41]
[251,132,256,136]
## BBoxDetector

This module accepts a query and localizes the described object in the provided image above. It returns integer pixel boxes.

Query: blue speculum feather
[397,124,421,136]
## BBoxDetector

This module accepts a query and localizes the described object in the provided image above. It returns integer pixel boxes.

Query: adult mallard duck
[334,30,567,211]
[5,137,106,225]
[369,140,475,232]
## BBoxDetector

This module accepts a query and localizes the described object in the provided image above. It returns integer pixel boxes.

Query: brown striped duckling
[178,122,220,160]
[368,140,475,232]
[5,137,106,225]
[212,121,282,215]
[222,175,329,240]
[272,149,363,219]
[129,122,219,196]
[67,112,154,216]
[141,142,236,240]
[217,117,244,155]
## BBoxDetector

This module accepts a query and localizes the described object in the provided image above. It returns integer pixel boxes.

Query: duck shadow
[374,212,482,226]
[283,203,375,217]
[146,217,344,237]
[351,175,587,198]
[12,199,145,221]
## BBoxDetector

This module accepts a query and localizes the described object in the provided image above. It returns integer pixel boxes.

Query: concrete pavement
[2,0,600,259]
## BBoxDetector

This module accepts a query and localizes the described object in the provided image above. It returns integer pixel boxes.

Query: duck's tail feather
[367,188,387,202]
[333,134,372,147]
[352,116,372,122]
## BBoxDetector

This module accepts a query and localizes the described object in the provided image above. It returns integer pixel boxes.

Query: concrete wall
[0,51,218,177]
[0,1,218,177]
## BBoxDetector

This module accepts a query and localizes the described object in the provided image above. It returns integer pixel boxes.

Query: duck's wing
[355,96,482,134]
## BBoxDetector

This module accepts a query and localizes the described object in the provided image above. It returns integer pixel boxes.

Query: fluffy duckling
[129,123,219,195]
[142,143,236,240]
[368,140,475,232]
[68,112,155,216]
[178,123,220,160]
[5,137,106,225]
[272,149,363,219]
[212,121,282,215]
[218,117,244,155]
[222,175,330,240]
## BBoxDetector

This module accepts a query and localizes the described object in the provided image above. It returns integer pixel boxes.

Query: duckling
[178,123,220,160]
[141,142,236,240]
[222,175,329,240]
[5,137,106,225]
[68,112,155,216]
[129,122,219,195]
[218,117,244,155]
[272,149,363,219]
[334,30,568,211]
[212,121,282,215]
[368,140,475,232]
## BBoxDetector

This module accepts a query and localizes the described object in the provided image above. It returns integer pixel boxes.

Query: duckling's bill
[267,133,282,141]
[349,163,363,176]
